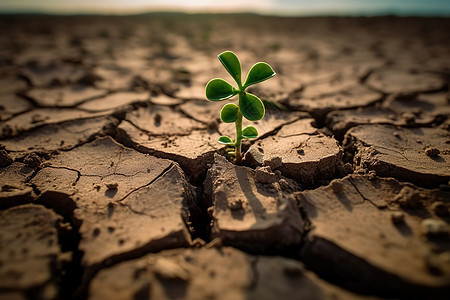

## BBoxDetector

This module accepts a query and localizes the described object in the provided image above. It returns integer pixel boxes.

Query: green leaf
[218,136,234,145]
[242,126,258,139]
[220,103,239,123]
[218,51,242,87]
[239,92,265,121]
[205,78,237,101]
[243,62,276,88]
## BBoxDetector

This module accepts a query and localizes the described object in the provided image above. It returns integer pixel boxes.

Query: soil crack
[348,178,383,209]
[117,162,174,202]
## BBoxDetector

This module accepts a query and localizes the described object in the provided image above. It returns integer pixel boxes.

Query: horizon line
[1,9,450,18]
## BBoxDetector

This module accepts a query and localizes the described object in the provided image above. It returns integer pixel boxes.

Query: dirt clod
[420,218,449,238]
[393,186,423,209]
[105,182,118,190]
[391,212,405,224]
[424,146,440,157]
[23,153,42,167]
[255,166,279,184]
[263,157,282,170]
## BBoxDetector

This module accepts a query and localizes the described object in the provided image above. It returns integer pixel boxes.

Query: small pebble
[424,146,440,157]
[106,182,118,190]
[393,186,422,209]
[23,153,42,167]
[420,218,449,238]
[391,212,405,224]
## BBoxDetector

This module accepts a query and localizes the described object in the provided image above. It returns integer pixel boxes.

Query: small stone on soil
[424,146,440,157]
[23,153,42,167]
[393,186,422,209]
[105,182,118,190]
[420,218,449,238]
[391,212,405,224]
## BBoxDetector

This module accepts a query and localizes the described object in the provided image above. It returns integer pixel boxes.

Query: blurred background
[0,0,449,139]
[1,0,450,16]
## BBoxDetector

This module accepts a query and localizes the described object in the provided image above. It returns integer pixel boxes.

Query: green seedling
[205,51,276,163]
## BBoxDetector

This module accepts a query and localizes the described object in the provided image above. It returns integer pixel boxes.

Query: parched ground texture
[0,14,449,299]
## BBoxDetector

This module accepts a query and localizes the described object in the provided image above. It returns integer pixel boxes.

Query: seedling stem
[234,109,243,162]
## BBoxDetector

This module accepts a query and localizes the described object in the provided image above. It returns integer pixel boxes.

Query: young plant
[205,51,276,162]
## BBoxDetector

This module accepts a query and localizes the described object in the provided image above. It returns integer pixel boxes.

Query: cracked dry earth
[0,15,449,300]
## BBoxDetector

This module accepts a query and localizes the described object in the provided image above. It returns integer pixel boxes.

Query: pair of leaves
[205,51,275,99]
[218,126,258,145]
[217,51,276,89]
[219,93,265,122]
[206,51,274,121]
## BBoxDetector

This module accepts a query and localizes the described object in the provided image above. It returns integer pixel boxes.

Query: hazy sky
[0,0,449,16]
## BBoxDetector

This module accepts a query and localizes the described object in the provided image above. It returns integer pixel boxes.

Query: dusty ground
[0,14,449,299]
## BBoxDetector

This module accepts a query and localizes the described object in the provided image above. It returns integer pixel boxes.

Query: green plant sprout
[205,51,276,163]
